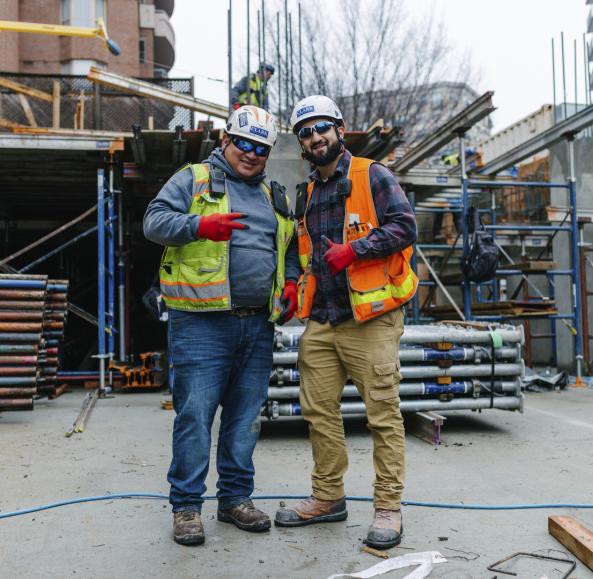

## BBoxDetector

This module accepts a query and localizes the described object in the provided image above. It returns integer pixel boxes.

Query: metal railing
[0,72,194,132]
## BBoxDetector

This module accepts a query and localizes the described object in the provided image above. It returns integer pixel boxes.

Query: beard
[303,140,343,166]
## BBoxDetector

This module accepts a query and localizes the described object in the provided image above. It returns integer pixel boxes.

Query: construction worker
[274,96,418,549]
[231,61,274,111]
[143,105,299,546]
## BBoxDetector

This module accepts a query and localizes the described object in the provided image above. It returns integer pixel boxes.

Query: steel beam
[391,91,495,173]
[0,133,121,151]
[478,103,593,175]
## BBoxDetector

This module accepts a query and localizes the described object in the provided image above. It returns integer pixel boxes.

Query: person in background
[231,62,275,111]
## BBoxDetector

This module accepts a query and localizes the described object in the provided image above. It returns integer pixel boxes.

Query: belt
[230,306,266,317]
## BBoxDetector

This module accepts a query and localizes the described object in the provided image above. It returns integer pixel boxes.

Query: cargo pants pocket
[369,361,397,402]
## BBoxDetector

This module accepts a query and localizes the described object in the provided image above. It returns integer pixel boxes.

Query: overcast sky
[170,0,589,132]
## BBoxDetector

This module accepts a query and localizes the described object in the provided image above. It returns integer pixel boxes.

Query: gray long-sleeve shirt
[143,149,299,307]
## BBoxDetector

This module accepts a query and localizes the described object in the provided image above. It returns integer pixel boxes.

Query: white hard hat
[290,95,344,134]
[226,105,278,147]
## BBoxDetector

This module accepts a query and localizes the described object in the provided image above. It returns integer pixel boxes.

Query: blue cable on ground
[2,493,593,520]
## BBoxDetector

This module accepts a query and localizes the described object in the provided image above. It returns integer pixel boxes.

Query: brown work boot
[173,511,205,546]
[365,509,403,549]
[217,500,271,532]
[274,496,347,527]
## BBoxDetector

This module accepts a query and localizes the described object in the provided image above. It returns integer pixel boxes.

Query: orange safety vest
[296,156,418,323]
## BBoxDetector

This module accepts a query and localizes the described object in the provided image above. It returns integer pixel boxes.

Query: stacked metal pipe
[0,275,70,410]
[37,280,68,397]
[265,323,525,420]
[0,274,46,411]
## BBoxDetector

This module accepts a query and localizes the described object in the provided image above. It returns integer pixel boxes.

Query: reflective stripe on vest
[159,163,294,320]
[296,156,418,323]
[239,75,267,106]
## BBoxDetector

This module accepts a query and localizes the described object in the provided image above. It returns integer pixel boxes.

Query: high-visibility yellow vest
[239,74,268,107]
[296,156,418,323]
[159,163,294,321]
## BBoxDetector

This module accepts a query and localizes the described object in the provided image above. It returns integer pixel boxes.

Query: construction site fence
[0,72,194,133]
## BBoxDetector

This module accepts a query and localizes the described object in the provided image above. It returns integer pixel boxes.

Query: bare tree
[263,0,480,142]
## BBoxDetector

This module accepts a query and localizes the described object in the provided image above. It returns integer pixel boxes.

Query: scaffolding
[397,99,593,380]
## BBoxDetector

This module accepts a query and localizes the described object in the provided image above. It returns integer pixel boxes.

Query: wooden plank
[52,80,60,129]
[0,117,26,129]
[17,94,37,127]
[515,260,557,271]
[0,77,53,102]
[549,515,593,571]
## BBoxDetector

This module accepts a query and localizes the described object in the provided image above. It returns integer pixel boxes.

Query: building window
[96,0,106,20]
[61,59,101,75]
[61,1,107,27]
[61,0,71,25]
[139,38,146,64]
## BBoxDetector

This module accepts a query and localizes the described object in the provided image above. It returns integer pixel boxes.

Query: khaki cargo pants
[298,308,405,510]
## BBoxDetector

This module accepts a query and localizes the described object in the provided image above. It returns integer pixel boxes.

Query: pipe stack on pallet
[265,323,525,420]
[0,274,69,410]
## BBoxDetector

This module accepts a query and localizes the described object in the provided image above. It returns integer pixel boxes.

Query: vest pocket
[179,256,224,286]
[348,258,389,293]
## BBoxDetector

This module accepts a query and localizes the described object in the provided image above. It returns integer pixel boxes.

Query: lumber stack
[0,274,69,410]
[264,322,524,420]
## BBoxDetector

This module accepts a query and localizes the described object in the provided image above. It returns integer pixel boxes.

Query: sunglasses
[297,120,335,140]
[231,136,271,157]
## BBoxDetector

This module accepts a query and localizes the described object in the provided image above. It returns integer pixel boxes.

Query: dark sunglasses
[297,120,335,140]
[231,136,271,157]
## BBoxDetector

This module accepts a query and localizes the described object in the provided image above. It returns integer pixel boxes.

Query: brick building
[0,0,175,78]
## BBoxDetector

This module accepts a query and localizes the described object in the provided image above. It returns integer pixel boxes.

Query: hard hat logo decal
[238,112,248,128]
[250,126,269,138]
[296,106,314,118]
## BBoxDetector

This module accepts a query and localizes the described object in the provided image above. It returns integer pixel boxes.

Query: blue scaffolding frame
[96,166,119,392]
[409,135,584,378]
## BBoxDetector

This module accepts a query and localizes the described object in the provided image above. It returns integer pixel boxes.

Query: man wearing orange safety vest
[274,95,418,550]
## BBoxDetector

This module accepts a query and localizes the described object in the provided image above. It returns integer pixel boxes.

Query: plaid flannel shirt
[305,150,417,326]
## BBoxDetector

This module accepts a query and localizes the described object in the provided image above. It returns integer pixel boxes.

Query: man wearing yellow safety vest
[231,61,274,111]
[274,96,418,550]
[144,105,299,546]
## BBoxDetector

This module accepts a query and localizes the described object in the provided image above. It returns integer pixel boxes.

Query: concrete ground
[1,388,593,578]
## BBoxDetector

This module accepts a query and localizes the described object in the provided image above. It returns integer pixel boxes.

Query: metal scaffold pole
[458,132,472,321]
[97,169,106,393]
[408,190,420,324]
[107,165,116,367]
[107,196,115,388]
[567,137,584,380]
[552,38,557,124]
[116,169,126,361]
[228,1,233,110]
[247,0,251,105]
[276,11,281,127]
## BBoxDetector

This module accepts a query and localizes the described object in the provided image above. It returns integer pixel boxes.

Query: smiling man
[274,96,418,550]
[144,105,299,546]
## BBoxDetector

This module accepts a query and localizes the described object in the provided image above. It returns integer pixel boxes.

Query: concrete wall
[550,136,593,370]
[265,133,309,211]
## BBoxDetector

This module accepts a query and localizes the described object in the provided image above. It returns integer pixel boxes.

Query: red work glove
[232,102,241,110]
[197,213,249,241]
[277,280,297,324]
[322,235,356,276]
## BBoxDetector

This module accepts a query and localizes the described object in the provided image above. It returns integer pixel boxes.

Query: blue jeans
[167,308,274,513]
